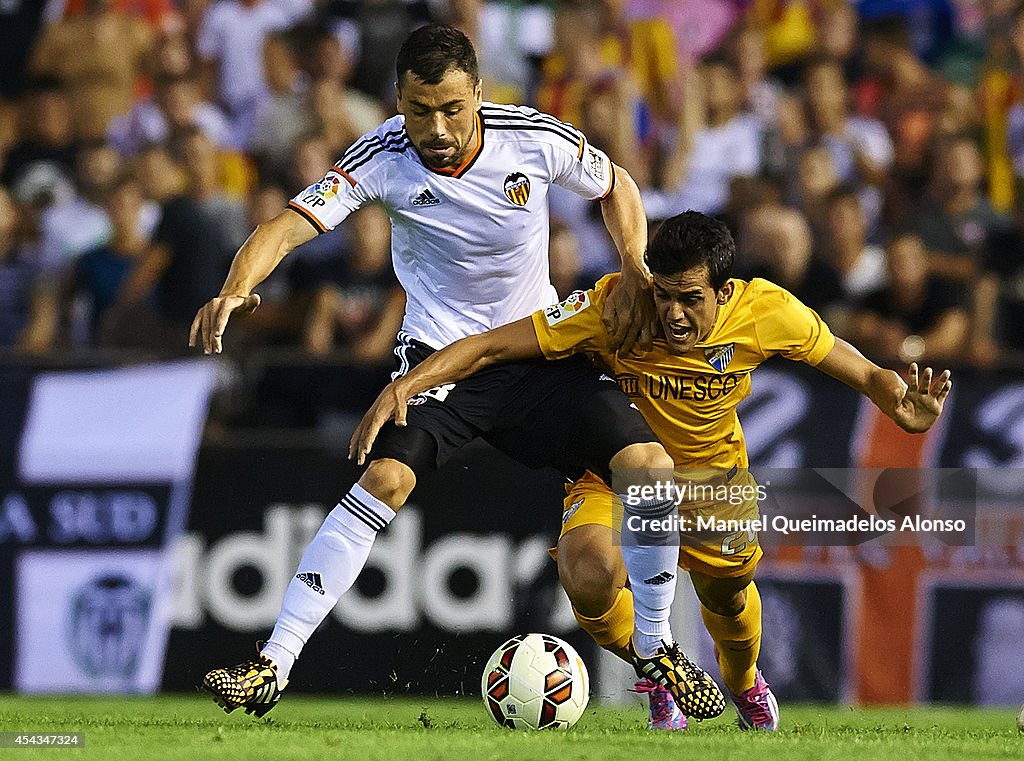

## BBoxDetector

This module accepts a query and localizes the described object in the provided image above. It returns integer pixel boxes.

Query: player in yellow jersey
[350,211,951,731]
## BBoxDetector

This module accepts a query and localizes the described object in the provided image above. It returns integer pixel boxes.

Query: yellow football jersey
[531,274,835,469]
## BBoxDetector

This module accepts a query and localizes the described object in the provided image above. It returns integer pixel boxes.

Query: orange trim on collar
[427,113,484,178]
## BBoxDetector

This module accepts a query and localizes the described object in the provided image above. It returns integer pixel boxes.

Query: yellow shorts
[559,470,763,579]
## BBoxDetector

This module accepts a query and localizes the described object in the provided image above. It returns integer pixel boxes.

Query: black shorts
[369,333,658,483]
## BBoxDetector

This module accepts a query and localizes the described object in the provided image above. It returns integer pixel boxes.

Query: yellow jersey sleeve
[531,274,616,360]
[749,278,835,365]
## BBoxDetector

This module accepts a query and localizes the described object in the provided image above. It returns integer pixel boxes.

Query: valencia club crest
[503,172,531,206]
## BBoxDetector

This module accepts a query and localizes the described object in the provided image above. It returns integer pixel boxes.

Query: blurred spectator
[287,131,333,201]
[309,78,383,159]
[249,183,288,227]
[804,58,894,189]
[4,0,1021,372]
[536,1,628,129]
[297,204,403,362]
[730,23,781,126]
[594,0,681,127]
[197,0,310,146]
[970,204,1024,365]
[721,175,784,245]
[0,187,53,352]
[645,56,761,218]
[250,29,312,180]
[792,144,839,245]
[857,0,956,66]
[0,1,51,100]
[814,2,860,81]
[747,0,816,69]
[71,171,153,343]
[630,0,739,66]
[317,0,433,104]
[937,82,981,141]
[996,6,1024,211]
[36,141,120,271]
[906,134,1003,283]
[861,17,947,215]
[442,0,553,104]
[30,0,154,140]
[825,185,888,300]
[1,78,78,189]
[129,143,229,340]
[303,27,385,142]
[848,232,969,362]
[0,105,16,169]
[62,0,177,28]
[176,127,249,253]
[747,206,843,318]
[108,72,233,155]
[152,29,196,80]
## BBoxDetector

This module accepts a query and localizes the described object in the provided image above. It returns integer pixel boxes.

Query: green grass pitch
[0,695,1019,761]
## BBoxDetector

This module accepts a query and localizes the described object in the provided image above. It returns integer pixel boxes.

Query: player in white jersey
[194,25,723,722]
[286,102,615,349]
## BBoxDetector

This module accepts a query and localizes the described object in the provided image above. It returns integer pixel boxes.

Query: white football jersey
[288,102,615,349]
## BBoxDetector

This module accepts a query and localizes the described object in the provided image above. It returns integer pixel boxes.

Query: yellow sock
[700,582,762,694]
[573,587,634,659]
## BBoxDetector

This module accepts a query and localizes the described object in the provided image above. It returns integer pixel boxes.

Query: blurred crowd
[1,0,1024,368]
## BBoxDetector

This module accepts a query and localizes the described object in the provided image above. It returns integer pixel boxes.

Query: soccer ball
[480,633,589,730]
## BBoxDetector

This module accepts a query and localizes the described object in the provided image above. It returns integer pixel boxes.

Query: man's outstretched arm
[348,316,543,463]
[600,163,655,354]
[189,209,317,354]
[815,337,952,433]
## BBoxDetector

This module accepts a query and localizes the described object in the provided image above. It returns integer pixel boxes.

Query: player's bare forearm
[599,164,654,352]
[219,209,316,297]
[349,318,542,463]
[599,164,648,278]
[392,317,543,399]
[816,338,951,433]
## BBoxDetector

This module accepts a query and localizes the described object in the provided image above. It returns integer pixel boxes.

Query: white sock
[262,484,395,682]
[620,494,678,658]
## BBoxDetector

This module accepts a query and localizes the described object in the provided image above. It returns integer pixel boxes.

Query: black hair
[645,211,736,290]
[395,24,479,86]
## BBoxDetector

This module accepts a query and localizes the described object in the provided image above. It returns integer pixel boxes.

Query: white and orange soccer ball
[481,633,590,730]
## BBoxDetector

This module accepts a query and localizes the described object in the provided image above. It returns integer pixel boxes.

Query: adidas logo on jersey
[296,572,325,595]
[642,571,675,586]
[411,188,441,207]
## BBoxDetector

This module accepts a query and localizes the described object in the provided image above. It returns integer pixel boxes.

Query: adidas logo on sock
[643,571,675,585]
[411,188,441,207]
[295,572,325,595]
